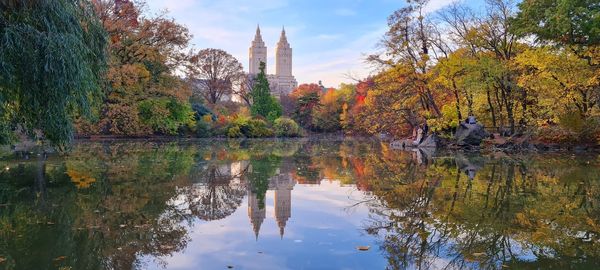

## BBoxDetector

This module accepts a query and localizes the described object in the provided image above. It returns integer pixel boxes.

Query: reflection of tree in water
[182,162,248,221]
[358,152,600,270]
[248,155,282,209]
[0,142,197,270]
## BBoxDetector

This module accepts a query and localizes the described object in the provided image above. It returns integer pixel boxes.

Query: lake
[0,139,598,270]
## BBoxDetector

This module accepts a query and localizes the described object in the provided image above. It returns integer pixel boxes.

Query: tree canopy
[0,0,107,146]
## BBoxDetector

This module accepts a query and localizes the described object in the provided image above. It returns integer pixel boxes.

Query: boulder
[390,134,437,149]
[455,123,488,146]
[390,139,416,149]
[418,134,437,148]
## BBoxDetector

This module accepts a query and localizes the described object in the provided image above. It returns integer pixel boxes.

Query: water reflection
[0,139,598,269]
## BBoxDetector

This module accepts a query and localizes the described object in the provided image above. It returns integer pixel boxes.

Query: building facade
[249,26,298,98]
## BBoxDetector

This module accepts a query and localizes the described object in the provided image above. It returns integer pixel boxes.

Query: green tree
[250,62,282,122]
[513,0,600,48]
[0,0,107,146]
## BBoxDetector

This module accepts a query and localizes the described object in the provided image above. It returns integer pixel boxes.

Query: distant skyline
[146,0,484,87]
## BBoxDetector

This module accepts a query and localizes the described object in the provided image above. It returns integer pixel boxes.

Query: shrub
[192,103,216,121]
[273,117,301,137]
[102,104,151,136]
[227,125,243,138]
[225,116,274,138]
[245,118,274,137]
[196,116,212,138]
[138,98,195,135]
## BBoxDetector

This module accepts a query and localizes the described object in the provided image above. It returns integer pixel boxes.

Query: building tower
[249,25,267,75]
[248,190,266,240]
[275,27,292,77]
[273,173,294,238]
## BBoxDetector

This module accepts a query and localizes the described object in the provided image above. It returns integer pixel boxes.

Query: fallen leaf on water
[472,253,485,257]
[47,222,55,225]
[119,224,127,228]
[0,257,6,263]
[53,256,66,261]
[356,246,370,251]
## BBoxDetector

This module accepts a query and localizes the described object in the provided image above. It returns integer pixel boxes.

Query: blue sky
[145,0,483,87]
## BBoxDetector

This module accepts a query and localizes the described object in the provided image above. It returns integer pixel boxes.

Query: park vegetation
[287,0,600,145]
[1,0,599,146]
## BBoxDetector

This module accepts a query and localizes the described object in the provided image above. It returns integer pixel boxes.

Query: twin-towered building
[249,26,298,98]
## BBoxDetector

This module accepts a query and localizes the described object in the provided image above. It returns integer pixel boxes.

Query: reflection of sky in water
[143,180,387,270]
[2,141,598,270]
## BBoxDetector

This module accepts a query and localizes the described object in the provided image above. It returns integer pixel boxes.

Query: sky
[145,0,482,87]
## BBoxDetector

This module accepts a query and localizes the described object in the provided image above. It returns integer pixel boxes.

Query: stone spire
[278,26,289,47]
[253,25,263,43]
[249,24,267,75]
[248,191,265,240]
[275,26,292,77]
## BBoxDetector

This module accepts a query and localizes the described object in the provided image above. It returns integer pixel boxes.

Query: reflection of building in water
[247,172,295,239]
[247,190,266,240]
[271,173,294,238]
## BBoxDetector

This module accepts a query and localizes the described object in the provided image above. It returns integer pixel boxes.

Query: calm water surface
[0,139,599,270]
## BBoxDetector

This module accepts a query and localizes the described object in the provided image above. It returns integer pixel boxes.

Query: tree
[368,0,443,118]
[289,83,322,129]
[81,0,194,136]
[0,0,107,146]
[250,62,282,122]
[187,48,245,105]
[512,0,600,48]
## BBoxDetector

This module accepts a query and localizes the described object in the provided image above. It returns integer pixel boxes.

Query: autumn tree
[289,83,322,129]
[187,48,245,105]
[369,0,443,118]
[312,85,354,132]
[0,0,107,146]
[82,0,194,136]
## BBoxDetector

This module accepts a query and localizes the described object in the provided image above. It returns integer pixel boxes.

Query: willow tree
[0,0,107,147]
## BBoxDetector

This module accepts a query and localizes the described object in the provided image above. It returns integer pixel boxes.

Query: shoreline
[77,134,600,152]
[4,134,598,155]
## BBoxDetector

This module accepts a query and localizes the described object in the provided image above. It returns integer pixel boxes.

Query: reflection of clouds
[148,180,379,270]
[148,196,291,270]
[293,180,364,209]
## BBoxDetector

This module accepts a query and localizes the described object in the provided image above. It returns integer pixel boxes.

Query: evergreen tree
[250,62,282,122]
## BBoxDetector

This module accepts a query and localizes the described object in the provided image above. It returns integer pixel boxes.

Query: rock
[390,135,437,149]
[455,123,488,146]
[418,134,437,148]
[390,139,415,150]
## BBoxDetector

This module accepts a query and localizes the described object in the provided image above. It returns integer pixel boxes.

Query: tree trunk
[486,88,497,130]
[452,79,463,121]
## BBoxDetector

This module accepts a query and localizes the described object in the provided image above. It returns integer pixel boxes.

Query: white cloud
[143,0,385,87]
[424,0,459,13]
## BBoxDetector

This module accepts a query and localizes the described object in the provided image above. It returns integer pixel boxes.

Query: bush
[245,118,274,137]
[274,117,301,137]
[226,116,274,138]
[138,98,195,135]
[196,116,212,138]
[192,103,216,121]
[227,125,243,138]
